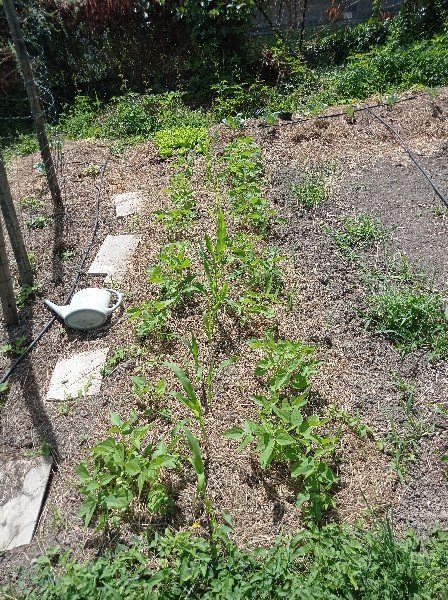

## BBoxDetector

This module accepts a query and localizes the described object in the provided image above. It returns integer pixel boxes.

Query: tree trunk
[0,216,18,326]
[3,0,63,213]
[298,0,308,51]
[0,149,34,287]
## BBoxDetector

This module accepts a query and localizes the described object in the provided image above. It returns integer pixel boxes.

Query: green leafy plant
[20,196,42,210]
[381,378,434,482]
[166,362,205,434]
[27,216,50,229]
[227,233,284,320]
[148,240,203,306]
[1,336,27,357]
[128,299,173,339]
[154,163,197,232]
[223,137,274,232]
[365,286,448,357]
[154,126,209,158]
[292,175,326,210]
[101,346,141,377]
[16,284,39,308]
[225,335,337,523]
[329,214,389,258]
[76,411,180,529]
[199,208,231,403]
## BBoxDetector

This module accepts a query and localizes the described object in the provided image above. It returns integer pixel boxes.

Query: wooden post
[0,149,34,287]
[3,0,63,213]
[0,216,18,326]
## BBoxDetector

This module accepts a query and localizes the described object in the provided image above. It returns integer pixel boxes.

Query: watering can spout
[44,299,70,320]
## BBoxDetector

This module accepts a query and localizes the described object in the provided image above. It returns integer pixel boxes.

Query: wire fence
[252,0,403,33]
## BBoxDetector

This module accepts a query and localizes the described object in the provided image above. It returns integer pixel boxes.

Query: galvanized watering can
[44,288,123,330]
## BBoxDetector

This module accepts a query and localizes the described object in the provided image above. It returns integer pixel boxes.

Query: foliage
[329,214,389,258]
[365,286,448,358]
[154,126,209,158]
[27,216,50,229]
[128,299,173,339]
[1,336,27,357]
[16,284,39,308]
[76,411,180,529]
[292,175,326,209]
[148,241,203,306]
[223,137,275,232]
[225,335,337,523]
[381,378,434,482]
[7,519,448,599]
[154,163,197,231]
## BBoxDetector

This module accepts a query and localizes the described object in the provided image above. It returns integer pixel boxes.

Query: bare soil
[1,89,447,577]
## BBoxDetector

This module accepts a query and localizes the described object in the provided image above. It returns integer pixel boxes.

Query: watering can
[44,288,123,330]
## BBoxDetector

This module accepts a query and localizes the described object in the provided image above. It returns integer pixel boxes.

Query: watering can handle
[105,289,123,315]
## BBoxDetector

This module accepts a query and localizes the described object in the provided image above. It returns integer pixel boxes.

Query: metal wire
[0,156,109,384]
[366,106,448,208]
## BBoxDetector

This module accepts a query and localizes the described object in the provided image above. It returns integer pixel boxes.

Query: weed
[329,214,389,258]
[20,196,41,210]
[1,336,27,357]
[33,161,45,175]
[101,346,137,377]
[84,163,100,176]
[292,175,326,210]
[128,299,173,339]
[365,286,448,357]
[16,284,39,308]
[433,204,448,217]
[59,249,74,262]
[380,378,434,481]
[49,508,65,532]
[57,403,72,417]
[76,411,181,529]
[27,216,50,229]
[148,241,203,306]
[24,439,52,459]
[154,126,209,158]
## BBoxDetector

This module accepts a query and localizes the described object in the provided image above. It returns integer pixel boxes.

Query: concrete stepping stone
[0,455,52,551]
[46,348,108,401]
[87,234,139,280]
[113,191,142,217]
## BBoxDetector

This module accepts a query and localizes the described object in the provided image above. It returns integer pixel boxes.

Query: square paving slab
[113,191,143,217]
[87,234,139,280]
[0,455,52,551]
[46,348,108,401]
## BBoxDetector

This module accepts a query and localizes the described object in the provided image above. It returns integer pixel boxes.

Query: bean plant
[154,161,197,232]
[224,335,338,523]
[223,137,275,232]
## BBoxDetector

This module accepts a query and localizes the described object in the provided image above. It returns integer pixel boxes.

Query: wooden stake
[3,0,63,213]
[0,149,34,287]
[0,216,18,326]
